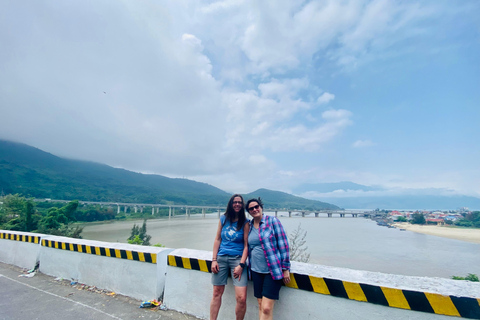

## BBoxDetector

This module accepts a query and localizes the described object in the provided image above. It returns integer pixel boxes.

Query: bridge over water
[35,199,375,218]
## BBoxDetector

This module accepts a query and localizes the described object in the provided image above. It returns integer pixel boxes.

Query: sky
[1,0,479,201]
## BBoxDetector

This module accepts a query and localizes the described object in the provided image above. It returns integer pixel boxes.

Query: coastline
[393,222,480,244]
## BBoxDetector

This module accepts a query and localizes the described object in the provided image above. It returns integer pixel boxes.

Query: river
[80,213,480,279]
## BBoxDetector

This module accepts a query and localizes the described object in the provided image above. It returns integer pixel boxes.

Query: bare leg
[210,285,225,320]
[234,286,247,320]
[260,297,276,320]
[257,298,263,319]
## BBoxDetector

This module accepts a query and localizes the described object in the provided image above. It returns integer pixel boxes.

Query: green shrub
[152,243,165,247]
[454,220,473,227]
[452,274,479,282]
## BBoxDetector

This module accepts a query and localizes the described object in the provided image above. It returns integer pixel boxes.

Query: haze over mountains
[292,182,480,210]
[2,139,479,210]
[0,140,338,210]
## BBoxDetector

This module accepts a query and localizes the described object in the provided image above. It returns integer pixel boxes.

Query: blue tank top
[217,215,245,256]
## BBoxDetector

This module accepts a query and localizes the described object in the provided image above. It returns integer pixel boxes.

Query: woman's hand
[211,260,219,273]
[283,270,290,284]
[233,265,243,280]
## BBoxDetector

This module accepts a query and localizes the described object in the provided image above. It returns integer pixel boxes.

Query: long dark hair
[224,194,246,231]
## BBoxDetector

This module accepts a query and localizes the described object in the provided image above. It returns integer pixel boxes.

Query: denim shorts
[211,255,248,287]
[251,270,283,300]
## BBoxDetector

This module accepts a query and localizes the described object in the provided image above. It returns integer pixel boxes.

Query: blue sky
[1,0,479,201]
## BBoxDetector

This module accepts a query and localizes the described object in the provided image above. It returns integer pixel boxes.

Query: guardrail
[1,230,480,319]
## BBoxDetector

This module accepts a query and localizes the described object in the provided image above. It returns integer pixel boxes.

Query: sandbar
[393,222,480,244]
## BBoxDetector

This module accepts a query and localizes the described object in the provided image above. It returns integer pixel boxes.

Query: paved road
[0,262,199,320]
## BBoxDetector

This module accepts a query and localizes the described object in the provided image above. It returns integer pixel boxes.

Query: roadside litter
[27,262,40,273]
[69,281,116,295]
[139,299,167,311]
[18,271,36,278]
[18,262,39,277]
[140,300,159,308]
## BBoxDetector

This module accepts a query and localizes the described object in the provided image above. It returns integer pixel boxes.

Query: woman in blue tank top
[210,194,249,320]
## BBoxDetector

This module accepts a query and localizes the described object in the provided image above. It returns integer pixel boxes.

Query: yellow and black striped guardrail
[168,254,212,273]
[1,231,157,264]
[40,238,157,264]
[0,232,41,244]
[167,254,480,319]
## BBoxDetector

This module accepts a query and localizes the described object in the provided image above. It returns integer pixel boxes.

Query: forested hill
[246,188,339,210]
[0,140,229,205]
[0,140,339,209]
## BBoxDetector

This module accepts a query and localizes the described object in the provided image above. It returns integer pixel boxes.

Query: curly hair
[246,197,263,212]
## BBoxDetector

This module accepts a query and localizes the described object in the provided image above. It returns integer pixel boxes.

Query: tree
[127,219,151,246]
[60,200,79,222]
[128,235,143,245]
[1,194,25,230]
[25,201,34,231]
[37,200,82,238]
[289,223,310,263]
[465,211,480,222]
[1,194,40,231]
[411,213,426,225]
[453,211,480,228]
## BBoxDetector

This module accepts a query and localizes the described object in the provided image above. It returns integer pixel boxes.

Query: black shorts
[251,270,283,300]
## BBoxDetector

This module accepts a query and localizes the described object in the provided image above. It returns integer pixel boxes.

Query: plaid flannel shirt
[249,214,290,280]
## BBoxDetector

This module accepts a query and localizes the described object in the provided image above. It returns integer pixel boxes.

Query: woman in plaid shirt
[246,198,290,320]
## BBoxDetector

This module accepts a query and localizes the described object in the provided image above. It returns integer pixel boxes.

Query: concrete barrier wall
[1,230,480,319]
[40,235,173,301]
[165,248,480,320]
[0,231,43,269]
[0,230,172,301]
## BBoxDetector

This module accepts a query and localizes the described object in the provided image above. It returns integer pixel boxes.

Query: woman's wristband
[212,258,217,261]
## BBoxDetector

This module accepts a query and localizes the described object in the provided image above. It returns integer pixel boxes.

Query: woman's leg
[234,285,247,320]
[260,297,276,320]
[257,298,263,319]
[210,285,225,320]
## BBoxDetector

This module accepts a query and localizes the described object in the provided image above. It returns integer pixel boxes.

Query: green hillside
[0,140,339,209]
[0,140,229,205]
[246,188,340,210]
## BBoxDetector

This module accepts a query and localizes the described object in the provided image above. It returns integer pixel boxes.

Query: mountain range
[3,139,478,211]
[0,140,339,210]
[292,182,480,210]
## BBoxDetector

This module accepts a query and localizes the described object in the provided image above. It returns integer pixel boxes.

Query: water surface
[81,213,480,279]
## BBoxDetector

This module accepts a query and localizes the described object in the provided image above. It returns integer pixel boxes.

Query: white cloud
[322,109,352,121]
[317,92,335,104]
[297,187,463,200]
[223,80,352,152]
[353,140,375,148]
[0,0,477,198]
[190,0,434,75]
[200,0,244,14]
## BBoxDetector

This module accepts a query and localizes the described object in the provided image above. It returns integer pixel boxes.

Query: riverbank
[392,222,480,244]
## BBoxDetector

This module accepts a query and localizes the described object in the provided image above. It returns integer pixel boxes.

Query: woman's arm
[272,217,290,271]
[233,222,250,280]
[211,220,223,273]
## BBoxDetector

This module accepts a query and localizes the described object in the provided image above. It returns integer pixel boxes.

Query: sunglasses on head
[248,204,260,212]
